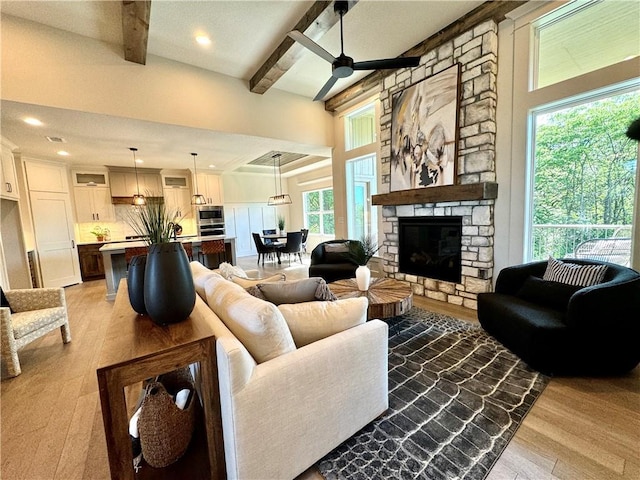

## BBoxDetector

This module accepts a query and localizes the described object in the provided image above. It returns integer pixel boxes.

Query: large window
[346,154,377,240]
[303,188,334,235]
[345,104,376,151]
[533,0,639,89]
[530,88,638,266]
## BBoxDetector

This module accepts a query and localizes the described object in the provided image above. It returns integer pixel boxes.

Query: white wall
[1,14,334,149]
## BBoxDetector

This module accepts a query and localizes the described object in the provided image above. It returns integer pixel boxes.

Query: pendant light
[130,147,146,206]
[267,153,292,205]
[190,152,206,205]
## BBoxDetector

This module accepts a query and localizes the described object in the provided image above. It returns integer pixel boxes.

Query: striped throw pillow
[543,257,608,287]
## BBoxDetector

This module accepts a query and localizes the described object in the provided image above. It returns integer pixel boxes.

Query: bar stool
[199,239,226,268]
[125,246,148,267]
[182,242,194,261]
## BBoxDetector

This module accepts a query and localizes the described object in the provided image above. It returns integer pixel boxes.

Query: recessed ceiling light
[209,164,215,168]
[624,54,638,61]
[135,158,144,164]
[195,35,211,46]
[57,150,70,156]
[24,117,43,126]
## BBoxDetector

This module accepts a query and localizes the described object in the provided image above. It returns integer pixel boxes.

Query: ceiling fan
[288,1,421,101]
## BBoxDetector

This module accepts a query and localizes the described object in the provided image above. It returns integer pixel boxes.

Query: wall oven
[197,206,225,237]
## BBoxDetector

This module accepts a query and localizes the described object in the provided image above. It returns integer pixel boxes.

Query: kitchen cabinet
[1,144,19,200]
[74,187,115,222]
[78,243,105,280]
[195,173,223,205]
[110,171,162,197]
[162,173,189,189]
[72,169,109,187]
[25,160,69,193]
[163,187,193,222]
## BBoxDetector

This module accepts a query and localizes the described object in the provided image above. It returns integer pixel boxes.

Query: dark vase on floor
[143,242,196,326]
[128,254,147,314]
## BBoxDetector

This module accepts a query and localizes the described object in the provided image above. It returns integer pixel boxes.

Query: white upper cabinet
[195,173,224,205]
[1,144,19,200]
[25,160,69,193]
[110,171,162,197]
[73,187,115,223]
[162,173,189,189]
[72,169,109,187]
[163,188,193,221]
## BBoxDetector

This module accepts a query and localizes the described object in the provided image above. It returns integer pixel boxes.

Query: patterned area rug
[318,308,549,480]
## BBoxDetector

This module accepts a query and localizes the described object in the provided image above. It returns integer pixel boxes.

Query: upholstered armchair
[1,288,71,377]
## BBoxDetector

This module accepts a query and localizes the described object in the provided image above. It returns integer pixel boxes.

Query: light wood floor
[1,255,638,480]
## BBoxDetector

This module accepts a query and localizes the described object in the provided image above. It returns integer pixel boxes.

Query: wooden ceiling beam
[250,0,358,95]
[122,0,151,65]
[324,0,527,112]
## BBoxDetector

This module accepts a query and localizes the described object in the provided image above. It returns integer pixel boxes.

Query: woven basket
[138,380,196,468]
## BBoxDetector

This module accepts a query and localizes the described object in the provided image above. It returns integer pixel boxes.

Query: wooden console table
[329,277,413,320]
[97,280,225,479]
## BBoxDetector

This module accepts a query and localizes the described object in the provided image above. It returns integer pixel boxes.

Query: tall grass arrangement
[125,197,180,245]
[345,234,381,266]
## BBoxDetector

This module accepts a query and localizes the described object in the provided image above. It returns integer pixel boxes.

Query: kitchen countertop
[78,235,198,246]
[99,235,232,253]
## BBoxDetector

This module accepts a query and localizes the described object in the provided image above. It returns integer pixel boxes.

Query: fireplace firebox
[398,217,462,283]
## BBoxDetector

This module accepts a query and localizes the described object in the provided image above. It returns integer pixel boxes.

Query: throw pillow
[1,287,14,313]
[255,277,336,305]
[278,297,368,347]
[516,275,582,311]
[231,273,286,289]
[217,262,248,280]
[204,275,296,363]
[190,261,223,299]
[543,257,608,287]
[324,242,350,264]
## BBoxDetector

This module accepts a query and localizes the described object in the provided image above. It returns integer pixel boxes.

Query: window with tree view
[303,188,334,235]
[531,89,638,266]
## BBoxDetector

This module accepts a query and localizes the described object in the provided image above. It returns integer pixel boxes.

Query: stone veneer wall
[379,20,498,310]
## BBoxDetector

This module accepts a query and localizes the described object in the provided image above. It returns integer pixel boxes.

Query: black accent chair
[252,233,276,265]
[308,240,360,283]
[477,259,640,376]
[278,231,303,265]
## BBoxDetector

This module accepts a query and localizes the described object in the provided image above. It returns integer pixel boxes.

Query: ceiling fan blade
[353,57,421,71]
[313,76,339,102]
[287,31,336,64]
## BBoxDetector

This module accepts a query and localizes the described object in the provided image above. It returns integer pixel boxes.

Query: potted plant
[125,198,195,325]
[345,235,381,291]
[277,215,286,235]
[90,226,110,242]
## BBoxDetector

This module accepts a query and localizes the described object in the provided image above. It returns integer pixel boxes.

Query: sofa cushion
[204,276,296,363]
[190,261,224,299]
[218,262,249,280]
[278,297,368,347]
[324,242,350,263]
[231,273,285,289]
[543,257,607,287]
[253,278,336,305]
[516,275,581,312]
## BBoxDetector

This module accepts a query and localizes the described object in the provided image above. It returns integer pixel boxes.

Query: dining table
[261,233,287,263]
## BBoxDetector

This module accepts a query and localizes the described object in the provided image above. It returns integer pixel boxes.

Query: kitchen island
[99,236,235,301]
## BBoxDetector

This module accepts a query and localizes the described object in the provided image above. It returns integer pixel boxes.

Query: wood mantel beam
[324,0,527,112]
[122,0,151,65]
[250,1,358,95]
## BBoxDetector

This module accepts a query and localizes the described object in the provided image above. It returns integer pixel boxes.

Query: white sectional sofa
[190,262,389,479]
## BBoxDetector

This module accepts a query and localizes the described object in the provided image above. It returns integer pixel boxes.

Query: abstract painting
[391,64,460,191]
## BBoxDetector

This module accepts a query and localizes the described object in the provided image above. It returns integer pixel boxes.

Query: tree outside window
[304,188,334,235]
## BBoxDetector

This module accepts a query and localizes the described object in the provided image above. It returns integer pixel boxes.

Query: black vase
[143,242,196,326]
[127,254,147,314]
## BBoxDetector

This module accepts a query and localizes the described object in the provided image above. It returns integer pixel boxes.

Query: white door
[30,191,81,287]
[233,207,253,256]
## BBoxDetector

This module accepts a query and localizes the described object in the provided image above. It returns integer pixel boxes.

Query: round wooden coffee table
[329,277,413,320]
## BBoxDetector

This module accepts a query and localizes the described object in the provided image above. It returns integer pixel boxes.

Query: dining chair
[262,229,277,246]
[252,233,277,265]
[300,228,309,254]
[279,231,303,265]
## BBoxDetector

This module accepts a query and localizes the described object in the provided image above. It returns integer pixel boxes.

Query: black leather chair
[308,240,360,283]
[477,259,640,375]
[278,231,303,265]
[300,228,309,253]
[252,233,276,265]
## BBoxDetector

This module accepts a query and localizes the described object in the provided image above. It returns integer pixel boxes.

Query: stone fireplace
[374,19,499,310]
